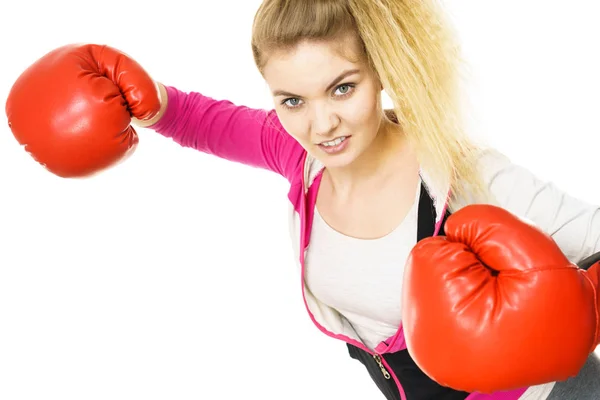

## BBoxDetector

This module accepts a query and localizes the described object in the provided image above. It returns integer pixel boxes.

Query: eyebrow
[272,68,361,97]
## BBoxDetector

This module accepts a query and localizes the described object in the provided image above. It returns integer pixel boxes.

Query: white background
[1,1,600,399]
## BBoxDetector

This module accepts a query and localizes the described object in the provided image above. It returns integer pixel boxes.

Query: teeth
[321,136,347,147]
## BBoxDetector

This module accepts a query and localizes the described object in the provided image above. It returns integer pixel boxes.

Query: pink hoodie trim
[433,198,449,236]
[374,195,449,355]
[375,327,407,354]
[297,157,372,351]
[465,389,528,399]
[380,356,408,400]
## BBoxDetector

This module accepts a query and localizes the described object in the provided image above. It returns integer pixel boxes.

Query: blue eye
[336,85,351,95]
[333,83,355,98]
[282,98,303,109]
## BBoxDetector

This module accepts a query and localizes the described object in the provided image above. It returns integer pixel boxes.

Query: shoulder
[451,147,540,212]
[451,146,589,231]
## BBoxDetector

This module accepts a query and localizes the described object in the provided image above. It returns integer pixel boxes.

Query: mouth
[316,136,350,147]
[315,135,351,154]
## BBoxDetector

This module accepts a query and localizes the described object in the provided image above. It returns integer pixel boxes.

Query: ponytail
[347,0,490,205]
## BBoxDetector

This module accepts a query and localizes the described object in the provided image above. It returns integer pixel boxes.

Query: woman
[6,0,600,399]
[133,1,600,398]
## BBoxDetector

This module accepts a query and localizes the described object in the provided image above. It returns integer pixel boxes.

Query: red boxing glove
[402,204,600,393]
[5,43,161,178]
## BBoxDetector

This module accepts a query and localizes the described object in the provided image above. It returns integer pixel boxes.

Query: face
[262,35,387,169]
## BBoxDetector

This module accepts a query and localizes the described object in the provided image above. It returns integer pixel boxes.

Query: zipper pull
[373,354,391,380]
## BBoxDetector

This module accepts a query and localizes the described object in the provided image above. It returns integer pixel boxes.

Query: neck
[324,117,412,198]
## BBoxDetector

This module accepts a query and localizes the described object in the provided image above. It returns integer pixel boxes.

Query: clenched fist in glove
[402,204,600,393]
[5,44,162,178]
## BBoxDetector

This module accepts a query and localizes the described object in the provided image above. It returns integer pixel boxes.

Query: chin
[314,150,358,169]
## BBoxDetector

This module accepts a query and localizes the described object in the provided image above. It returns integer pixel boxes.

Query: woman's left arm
[467,148,600,264]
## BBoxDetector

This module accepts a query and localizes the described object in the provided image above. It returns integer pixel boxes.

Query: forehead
[263,37,366,93]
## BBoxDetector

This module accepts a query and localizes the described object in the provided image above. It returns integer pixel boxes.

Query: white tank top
[304,179,421,350]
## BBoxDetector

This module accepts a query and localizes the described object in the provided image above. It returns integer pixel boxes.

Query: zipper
[373,353,391,380]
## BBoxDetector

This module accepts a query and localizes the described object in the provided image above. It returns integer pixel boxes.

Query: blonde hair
[251,0,492,207]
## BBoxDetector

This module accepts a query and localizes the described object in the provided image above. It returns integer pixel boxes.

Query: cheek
[275,113,311,143]
[342,90,381,131]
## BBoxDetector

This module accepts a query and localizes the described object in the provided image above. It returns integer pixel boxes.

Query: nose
[310,104,339,138]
